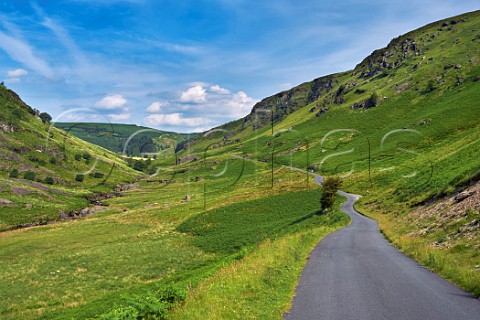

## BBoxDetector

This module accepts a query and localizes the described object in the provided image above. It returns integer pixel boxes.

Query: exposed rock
[0,198,13,205]
[0,123,14,133]
[316,107,329,117]
[177,154,199,164]
[12,188,32,195]
[114,183,140,192]
[13,146,31,154]
[395,83,409,94]
[416,118,432,126]
[454,191,476,203]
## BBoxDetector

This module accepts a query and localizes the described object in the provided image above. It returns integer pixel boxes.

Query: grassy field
[0,154,345,319]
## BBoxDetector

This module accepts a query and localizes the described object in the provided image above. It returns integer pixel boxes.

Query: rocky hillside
[0,84,138,230]
[178,10,480,155]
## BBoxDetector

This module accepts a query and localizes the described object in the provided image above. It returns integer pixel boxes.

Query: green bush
[93,172,104,179]
[365,92,378,108]
[83,152,92,161]
[95,285,186,320]
[49,158,57,165]
[23,171,36,181]
[75,174,84,182]
[44,176,55,185]
[74,153,82,161]
[133,160,147,172]
[9,168,19,178]
[426,79,437,92]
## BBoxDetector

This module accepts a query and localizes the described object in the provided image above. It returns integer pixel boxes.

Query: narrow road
[284,172,480,320]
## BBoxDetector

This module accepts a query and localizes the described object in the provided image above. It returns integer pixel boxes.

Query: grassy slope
[54,122,191,156]
[174,10,480,297]
[0,85,139,230]
[0,156,341,319]
[172,204,346,320]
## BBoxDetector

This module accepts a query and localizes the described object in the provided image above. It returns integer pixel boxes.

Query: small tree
[9,168,19,178]
[82,152,92,161]
[44,176,55,185]
[74,153,82,161]
[75,174,84,182]
[320,176,343,211]
[24,170,36,181]
[93,172,104,178]
[39,112,52,124]
[133,160,147,172]
[426,80,437,92]
[365,92,378,108]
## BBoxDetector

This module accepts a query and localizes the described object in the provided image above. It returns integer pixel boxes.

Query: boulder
[0,198,13,205]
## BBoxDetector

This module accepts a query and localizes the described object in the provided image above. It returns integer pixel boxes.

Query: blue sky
[0,0,479,132]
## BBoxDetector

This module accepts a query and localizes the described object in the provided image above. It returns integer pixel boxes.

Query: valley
[0,9,479,320]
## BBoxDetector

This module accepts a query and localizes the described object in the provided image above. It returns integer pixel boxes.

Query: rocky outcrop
[0,198,13,206]
[0,123,14,133]
[242,74,339,129]
[353,17,466,79]
[176,153,199,164]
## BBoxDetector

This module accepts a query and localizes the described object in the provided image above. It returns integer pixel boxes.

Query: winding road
[284,172,480,320]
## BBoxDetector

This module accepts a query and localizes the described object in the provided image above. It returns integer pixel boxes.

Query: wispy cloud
[0,30,54,78]
[144,113,211,127]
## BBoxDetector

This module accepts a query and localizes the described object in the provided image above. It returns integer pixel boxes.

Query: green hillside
[54,122,191,156]
[173,9,480,297]
[0,84,139,230]
[0,10,479,320]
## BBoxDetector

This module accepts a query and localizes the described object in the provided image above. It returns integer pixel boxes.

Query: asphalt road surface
[284,173,480,320]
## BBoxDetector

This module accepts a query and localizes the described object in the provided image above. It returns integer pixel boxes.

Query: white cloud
[7,68,28,78]
[179,85,207,103]
[108,113,131,121]
[95,94,128,110]
[153,84,257,129]
[146,101,165,113]
[210,85,230,95]
[144,113,211,127]
[226,91,257,118]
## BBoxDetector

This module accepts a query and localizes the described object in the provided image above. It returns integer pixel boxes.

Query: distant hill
[54,122,192,156]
